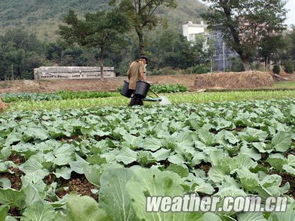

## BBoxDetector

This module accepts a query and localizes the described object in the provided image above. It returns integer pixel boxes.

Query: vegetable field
[6,90,295,111]
[0,99,295,220]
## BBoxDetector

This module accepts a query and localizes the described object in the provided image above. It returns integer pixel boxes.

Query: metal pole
[222,42,225,72]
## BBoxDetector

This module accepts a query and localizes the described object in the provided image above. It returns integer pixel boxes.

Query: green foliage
[0,99,295,219]
[229,57,245,72]
[0,29,46,80]
[150,84,187,93]
[188,64,211,74]
[283,60,294,73]
[117,83,187,94]
[147,29,212,70]
[202,0,287,70]
[110,0,176,55]
[0,91,119,103]
[56,91,119,100]
[0,93,62,103]
[5,90,295,111]
[273,64,281,75]
[59,9,130,78]
[0,0,204,40]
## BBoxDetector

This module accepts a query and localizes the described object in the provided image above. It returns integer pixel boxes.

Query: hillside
[0,0,205,40]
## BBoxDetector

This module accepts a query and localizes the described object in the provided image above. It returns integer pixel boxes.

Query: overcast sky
[285,0,295,26]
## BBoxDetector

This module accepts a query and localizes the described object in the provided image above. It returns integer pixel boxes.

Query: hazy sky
[285,0,295,26]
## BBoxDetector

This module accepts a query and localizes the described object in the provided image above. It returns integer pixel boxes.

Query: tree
[285,26,295,60]
[110,0,176,56]
[0,29,45,80]
[59,9,129,79]
[202,0,287,70]
[146,29,212,70]
[258,34,286,70]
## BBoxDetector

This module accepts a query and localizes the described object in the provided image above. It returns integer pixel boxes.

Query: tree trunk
[99,49,104,80]
[242,59,251,71]
[136,27,145,56]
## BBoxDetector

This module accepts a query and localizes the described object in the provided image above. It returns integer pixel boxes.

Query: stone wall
[34,66,116,80]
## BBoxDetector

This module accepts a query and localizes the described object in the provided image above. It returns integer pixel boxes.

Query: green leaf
[208,167,226,183]
[52,144,75,166]
[239,128,268,142]
[151,148,171,161]
[168,154,186,165]
[126,167,201,220]
[237,168,260,192]
[22,202,56,221]
[137,151,157,167]
[0,178,11,189]
[84,165,103,187]
[253,142,273,153]
[200,213,222,221]
[0,205,9,221]
[267,154,287,171]
[64,195,109,221]
[191,178,215,195]
[100,168,136,221]
[54,167,72,180]
[268,203,295,221]
[143,137,163,151]
[237,212,267,221]
[0,188,25,208]
[198,126,216,146]
[191,152,206,166]
[167,164,189,178]
[283,165,295,176]
[116,147,137,165]
[22,127,49,141]
[23,184,43,207]
[272,131,292,152]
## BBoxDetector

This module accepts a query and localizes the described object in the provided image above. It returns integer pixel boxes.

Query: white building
[182,21,208,42]
[182,21,238,71]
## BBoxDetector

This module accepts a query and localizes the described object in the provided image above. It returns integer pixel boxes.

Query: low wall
[34,66,116,80]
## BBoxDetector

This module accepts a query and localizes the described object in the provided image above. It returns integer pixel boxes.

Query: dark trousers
[129,90,143,106]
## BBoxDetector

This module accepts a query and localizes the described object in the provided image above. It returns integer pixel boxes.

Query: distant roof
[184,21,207,27]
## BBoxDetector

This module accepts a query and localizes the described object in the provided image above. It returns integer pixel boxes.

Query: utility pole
[222,42,225,72]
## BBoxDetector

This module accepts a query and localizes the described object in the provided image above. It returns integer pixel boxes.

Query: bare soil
[0,98,7,111]
[0,75,199,94]
[55,173,98,201]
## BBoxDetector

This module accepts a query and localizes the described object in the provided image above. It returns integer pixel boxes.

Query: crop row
[6,90,295,112]
[0,99,294,220]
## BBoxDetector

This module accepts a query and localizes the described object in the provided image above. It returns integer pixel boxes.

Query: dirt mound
[194,71,274,90]
[0,98,7,111]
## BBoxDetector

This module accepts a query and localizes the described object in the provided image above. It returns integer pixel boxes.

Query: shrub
[229,57,245,72]
[190,64,211,74]
[117,83,188,94]
[273,64,280,75]
[283,60,294,74]
[151,84,188,93]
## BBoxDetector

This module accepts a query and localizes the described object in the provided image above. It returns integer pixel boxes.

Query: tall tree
[110,0,176,56]
[258,34,286,70]
[202,0,287,70]
[286,26,295,60]
[0,29,45,80]
[59,9,129,79]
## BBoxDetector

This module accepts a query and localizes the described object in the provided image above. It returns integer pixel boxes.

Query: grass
[5,90,295,112]
[273,81,295,89]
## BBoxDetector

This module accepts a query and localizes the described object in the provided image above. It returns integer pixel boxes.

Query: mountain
[0,0,205,40]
